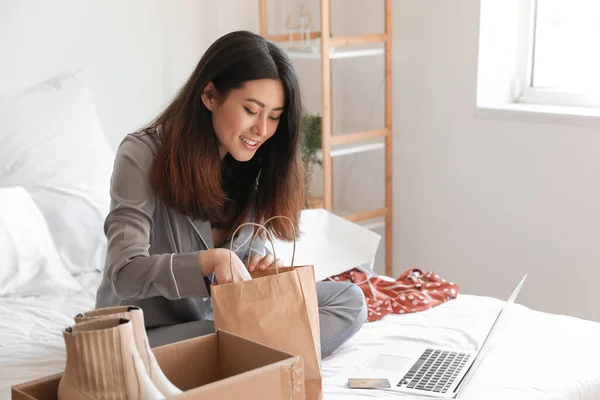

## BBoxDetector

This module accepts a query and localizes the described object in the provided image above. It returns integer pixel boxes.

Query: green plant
[316,32,334,38]
[300,112,322,204]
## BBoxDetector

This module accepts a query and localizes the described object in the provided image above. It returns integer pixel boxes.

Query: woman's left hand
[247,253,283,273]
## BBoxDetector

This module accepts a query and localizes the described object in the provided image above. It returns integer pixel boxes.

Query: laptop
[349,274,528,398]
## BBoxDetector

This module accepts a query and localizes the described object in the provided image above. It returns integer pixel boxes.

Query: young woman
[95,30,367,359]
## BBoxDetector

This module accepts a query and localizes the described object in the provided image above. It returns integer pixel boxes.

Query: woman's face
[203,79,285,162]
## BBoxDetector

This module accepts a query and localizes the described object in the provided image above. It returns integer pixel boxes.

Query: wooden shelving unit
[258,0,394,277]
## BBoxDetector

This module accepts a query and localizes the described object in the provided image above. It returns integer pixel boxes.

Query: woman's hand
[200,249,252,284]
[247,252,283,273]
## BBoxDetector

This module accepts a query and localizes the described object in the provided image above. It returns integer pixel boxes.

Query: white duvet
[1,272,600,400]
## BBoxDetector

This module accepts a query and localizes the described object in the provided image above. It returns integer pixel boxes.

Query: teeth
[241,136,257,146]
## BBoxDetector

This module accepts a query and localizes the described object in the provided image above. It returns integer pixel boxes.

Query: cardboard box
[12,330,305,400]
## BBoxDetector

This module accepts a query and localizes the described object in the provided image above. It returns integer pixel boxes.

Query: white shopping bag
[271,208,382,281]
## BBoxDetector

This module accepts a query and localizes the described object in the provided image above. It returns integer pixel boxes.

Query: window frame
[514,0,600,109]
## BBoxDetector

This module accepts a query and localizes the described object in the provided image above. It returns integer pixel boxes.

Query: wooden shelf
[315,128,389,160]
[329,33,388,47]
[316,138,385,160]
[306,201,388,232]
[265,32,321,43]
[332,205,388,231]
[360,217,386,231]
[330,127,388,146]
[259,0,394,277]
[278,43,384,60]
[344,207,387,224]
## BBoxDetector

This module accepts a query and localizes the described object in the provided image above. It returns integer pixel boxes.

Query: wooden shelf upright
[258,0,394,278]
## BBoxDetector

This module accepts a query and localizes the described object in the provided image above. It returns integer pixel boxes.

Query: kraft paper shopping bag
[211,217,322,400]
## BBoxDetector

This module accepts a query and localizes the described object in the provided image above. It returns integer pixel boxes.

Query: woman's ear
[201,81,218,111]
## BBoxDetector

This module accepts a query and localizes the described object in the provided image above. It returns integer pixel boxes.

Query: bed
[2,71,600,400]
[3,271,600,400]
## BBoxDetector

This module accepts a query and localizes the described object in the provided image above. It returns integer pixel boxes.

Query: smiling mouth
[240,136,259,148]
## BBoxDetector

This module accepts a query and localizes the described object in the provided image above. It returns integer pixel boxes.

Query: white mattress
[2,272,600,400]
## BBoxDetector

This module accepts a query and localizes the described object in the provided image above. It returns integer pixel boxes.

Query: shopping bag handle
[248,215,297,268]
[229,222,278,275]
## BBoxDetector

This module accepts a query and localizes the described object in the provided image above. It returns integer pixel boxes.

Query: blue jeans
[147,281,367,359]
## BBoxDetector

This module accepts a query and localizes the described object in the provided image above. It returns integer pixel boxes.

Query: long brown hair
[147,30,304,241]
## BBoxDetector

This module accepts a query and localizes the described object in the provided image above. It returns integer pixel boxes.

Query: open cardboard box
[12,330,305,400]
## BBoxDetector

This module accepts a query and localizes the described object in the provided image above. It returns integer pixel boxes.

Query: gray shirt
[95,128,266,329]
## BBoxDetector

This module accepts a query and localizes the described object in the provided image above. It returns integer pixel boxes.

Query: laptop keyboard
[397,349,471,394]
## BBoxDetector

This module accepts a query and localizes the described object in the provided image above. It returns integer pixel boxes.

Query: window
[517,0,600,108]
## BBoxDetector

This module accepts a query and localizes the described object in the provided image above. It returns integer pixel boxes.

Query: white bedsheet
[322,294,600,399]
[1,272,600,400]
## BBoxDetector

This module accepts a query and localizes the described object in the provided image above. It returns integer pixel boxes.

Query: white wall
[387,0,600,322]
[322,0,599,322]
[0,0,261,149]
[3,0,597,322]
[1,0,160,148]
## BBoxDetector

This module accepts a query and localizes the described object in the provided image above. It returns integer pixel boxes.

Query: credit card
[348,378,391,389]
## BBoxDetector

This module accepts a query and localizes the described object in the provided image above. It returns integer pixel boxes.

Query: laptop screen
[453,274,528,396]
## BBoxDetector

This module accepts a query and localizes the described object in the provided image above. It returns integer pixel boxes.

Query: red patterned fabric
[326,268,460,322]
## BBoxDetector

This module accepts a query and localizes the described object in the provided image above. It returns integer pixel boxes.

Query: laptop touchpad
[367,353,413,372]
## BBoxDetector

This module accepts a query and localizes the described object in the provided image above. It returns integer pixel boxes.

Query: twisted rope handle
[247,215,297,268]
[228,222,277,276]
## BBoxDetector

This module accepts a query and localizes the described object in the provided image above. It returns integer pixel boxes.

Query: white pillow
[0,72,114,275]
[0,187,81,296]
